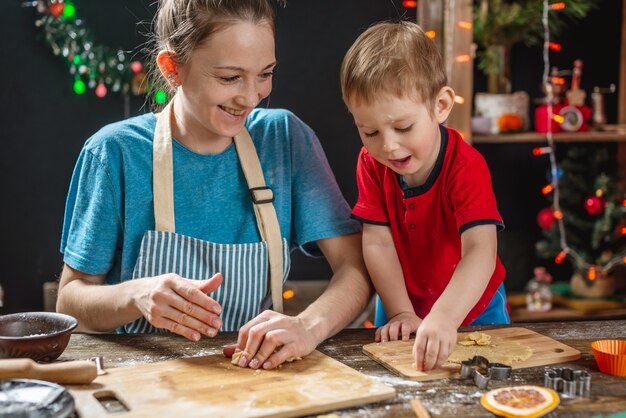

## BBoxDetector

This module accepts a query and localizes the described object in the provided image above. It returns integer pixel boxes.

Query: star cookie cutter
[459,355,512,390]
[544,367,591,397]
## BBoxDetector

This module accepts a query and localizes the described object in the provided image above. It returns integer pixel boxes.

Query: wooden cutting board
[363,327,581,381]
[68,350,395,417]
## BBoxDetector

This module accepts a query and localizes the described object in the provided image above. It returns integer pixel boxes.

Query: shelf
[472,130,626,144]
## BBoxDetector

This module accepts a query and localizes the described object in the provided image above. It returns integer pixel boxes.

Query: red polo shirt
[352,125,506,325]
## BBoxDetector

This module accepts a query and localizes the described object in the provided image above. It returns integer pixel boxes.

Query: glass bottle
[526,267,553,312]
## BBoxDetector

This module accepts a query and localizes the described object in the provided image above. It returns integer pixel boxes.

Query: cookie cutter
[544,367,591,397]
[460,355,512,389]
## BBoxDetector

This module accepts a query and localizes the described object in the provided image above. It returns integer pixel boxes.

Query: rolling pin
[0,358,97,384]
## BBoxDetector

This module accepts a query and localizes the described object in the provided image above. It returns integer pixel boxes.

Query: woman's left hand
[223,310,318,369]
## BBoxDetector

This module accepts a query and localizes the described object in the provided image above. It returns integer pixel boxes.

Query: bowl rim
[0,312,78,341]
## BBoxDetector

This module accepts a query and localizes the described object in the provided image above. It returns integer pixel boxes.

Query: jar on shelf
[526,267,553,312]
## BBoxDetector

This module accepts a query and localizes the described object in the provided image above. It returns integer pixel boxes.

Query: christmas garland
[22,0,155,100]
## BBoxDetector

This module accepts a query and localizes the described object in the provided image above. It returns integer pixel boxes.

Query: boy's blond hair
[340,21,447,111]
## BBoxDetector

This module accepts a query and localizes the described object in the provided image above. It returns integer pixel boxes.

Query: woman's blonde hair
[340,21,447,111]
[148,0,278,108]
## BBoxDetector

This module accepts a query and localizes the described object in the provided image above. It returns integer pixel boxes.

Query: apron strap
[153,99,176,232]
[153,98,284,313]
[234,130,284,314]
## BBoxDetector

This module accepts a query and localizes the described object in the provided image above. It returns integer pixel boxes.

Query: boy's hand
[375,311,421,343]
[412,312,457,371]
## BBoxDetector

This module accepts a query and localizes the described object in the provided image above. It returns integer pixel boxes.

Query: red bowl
[0,312,78,362]
[591,339,626,377]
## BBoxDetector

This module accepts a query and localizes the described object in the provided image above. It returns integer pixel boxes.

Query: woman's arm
[57,264,224,341]
[230,232,373,369]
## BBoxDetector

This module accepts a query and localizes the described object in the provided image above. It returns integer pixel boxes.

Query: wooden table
[60,320,626,417]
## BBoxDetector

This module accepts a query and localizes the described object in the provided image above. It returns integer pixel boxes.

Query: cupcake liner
[592,340,626,377]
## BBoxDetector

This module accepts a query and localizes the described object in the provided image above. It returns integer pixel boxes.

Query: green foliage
[473,0,599,79]
[536,146,626,272]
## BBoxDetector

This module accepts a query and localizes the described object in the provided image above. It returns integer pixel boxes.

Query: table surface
[60,320,626,418]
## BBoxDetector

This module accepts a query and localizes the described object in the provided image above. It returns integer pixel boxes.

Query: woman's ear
[157,50,181,88]
[434,86,455,123]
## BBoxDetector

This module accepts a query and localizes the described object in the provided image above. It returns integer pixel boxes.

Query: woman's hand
[375,311,421,343]
[223,310,318,370]
[134,272,224,341]
[412,312,457,371]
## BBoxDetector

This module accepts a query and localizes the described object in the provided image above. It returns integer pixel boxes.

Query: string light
[154,89,168,105]
[532,146,552,156]
[542,184,554,195]
[548,42,562,51]
[588,266,597,281]
[454,96,465,104]
[455,54,471,63]
[425,30,436,39]
[402,0,417,8]
[537,0,626,281]
[457,21,472,30]
[551,76,566,85]
[282,289,295,300]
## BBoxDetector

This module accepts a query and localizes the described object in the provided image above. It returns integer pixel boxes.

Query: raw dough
[230,351,302,367]
[231,351,243,365]
[447,332,533,365]
[459,331,492,346]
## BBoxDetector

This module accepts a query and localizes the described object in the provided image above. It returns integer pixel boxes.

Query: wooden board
[363,327,581,381]
[69,350,395,417]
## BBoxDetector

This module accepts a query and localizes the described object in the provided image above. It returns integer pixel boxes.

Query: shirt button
[408,203,415,210]
[410,224,416,229]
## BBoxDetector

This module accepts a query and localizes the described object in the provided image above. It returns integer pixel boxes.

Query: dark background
[0,1,622,313]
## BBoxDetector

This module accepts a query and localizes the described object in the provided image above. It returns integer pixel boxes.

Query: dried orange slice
[480,385,560,417]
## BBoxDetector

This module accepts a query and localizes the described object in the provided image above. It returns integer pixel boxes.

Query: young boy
[340,21,510,372]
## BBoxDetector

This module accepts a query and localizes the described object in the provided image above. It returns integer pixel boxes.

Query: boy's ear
[434,86,455,123]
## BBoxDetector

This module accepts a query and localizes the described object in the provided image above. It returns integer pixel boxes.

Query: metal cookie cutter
[544,367,591,397]
[460,355,512,389]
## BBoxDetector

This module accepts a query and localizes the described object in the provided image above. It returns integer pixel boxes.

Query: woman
[57,0,372,370]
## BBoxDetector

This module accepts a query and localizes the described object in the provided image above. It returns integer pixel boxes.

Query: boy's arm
[363,223,420,341]
[413,224,497,371]
[430,224,497,325]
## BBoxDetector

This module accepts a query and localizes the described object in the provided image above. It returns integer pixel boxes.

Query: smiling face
[348,89,454,187]
[172,21,276,151]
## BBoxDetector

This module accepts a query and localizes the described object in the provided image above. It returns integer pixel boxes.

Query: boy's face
[348,89,454,186]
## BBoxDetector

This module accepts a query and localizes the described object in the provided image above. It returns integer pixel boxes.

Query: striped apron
[124,99,290,333]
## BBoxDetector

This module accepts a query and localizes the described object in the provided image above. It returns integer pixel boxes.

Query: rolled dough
[230,351,302,367]
[447,332,533,365]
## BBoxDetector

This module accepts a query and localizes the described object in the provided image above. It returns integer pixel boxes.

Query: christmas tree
[536,145,626,284]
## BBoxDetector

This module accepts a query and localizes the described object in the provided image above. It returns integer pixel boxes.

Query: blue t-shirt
[61,108,360,285]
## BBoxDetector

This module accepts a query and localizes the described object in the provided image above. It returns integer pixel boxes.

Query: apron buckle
[250,186,274,204]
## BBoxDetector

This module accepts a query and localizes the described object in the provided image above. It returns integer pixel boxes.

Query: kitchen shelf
[473,130,626,144]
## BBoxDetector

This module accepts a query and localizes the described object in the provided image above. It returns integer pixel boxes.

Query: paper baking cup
[592,340,626,376]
